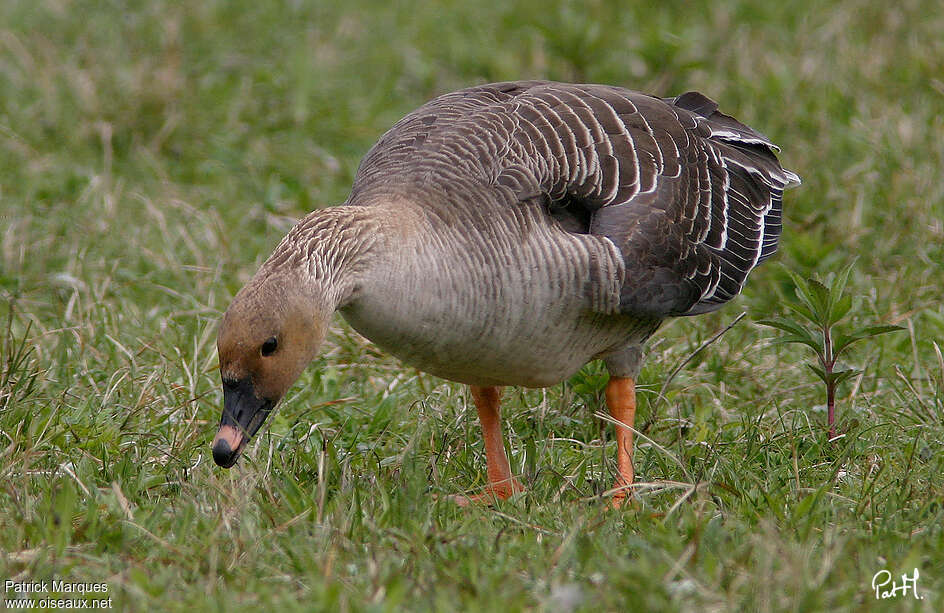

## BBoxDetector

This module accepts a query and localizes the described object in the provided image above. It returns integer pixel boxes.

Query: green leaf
[828,292,853,327]
[757,317,812,338]
[783,299,818,325]
[806,278,831,322]
[785,269,809,295]
[805,365,860,387]
[807,363,829,385]
[851,324,905,338]
[832,368,861,387]
[796,287,822,324]
[785,271,821,324]
[771,335,823,353]
[827,260,855,298]
[833,324,905,356]
[758,318,823,353]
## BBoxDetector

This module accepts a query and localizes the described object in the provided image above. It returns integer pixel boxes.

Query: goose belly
[339,250,658,388]
[338,202,656,386]
[341,300,648,387]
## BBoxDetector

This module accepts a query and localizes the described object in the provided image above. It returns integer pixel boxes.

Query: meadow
[1,0,942,610]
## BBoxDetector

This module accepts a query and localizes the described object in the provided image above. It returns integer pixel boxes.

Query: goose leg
[605,376,637,507]
[452,385,524,506]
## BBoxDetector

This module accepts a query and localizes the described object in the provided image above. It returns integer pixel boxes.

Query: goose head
[212,270,329,468]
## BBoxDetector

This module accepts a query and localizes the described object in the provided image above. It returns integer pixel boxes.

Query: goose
[211,80,799,506]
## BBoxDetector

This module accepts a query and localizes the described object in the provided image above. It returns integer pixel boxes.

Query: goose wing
[351,81,800,317]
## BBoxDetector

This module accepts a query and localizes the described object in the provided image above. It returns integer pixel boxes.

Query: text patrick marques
[4,579,113,609]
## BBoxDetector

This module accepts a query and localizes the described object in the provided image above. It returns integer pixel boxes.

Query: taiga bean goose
[212,81,799,506]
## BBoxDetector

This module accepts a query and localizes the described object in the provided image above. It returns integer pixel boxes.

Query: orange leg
[606,376,637,507]
[452,385,524,506]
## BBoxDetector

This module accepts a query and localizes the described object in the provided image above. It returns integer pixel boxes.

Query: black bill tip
[212,425,243,468]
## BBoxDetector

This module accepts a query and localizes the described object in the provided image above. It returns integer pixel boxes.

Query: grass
[1,0,942,610]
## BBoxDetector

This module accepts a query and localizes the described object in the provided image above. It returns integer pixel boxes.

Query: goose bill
[212,379,274,468]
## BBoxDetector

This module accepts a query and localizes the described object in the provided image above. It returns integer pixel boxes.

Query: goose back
[348,81,799,318]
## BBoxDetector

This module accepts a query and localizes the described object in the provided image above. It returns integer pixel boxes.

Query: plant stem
[824,324,836,440]
[827,382,836,440]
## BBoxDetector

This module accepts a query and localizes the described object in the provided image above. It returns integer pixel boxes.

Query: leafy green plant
[759,264,903,440]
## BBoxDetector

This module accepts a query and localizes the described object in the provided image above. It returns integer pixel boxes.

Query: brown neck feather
[260,205,382,309]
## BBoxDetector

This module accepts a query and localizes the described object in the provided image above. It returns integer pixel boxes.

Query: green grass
[1,0,943,610]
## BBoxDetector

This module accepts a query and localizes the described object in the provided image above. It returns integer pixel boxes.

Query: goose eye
[261,337,278,357]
